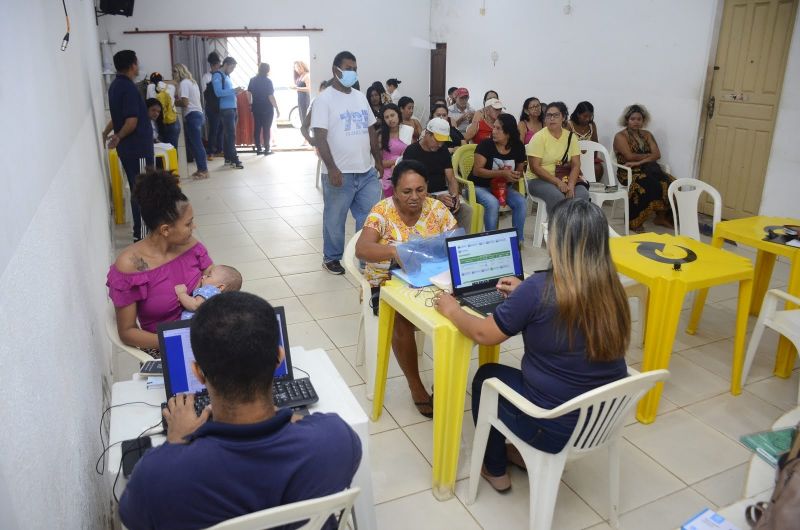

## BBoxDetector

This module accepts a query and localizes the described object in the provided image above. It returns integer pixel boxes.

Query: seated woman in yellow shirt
[150,73,181,149]
[526,102,589,216]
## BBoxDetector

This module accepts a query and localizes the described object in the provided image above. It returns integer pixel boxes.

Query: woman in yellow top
[356,160,457,418]
[150,72,180,148]
[526,101,589,217]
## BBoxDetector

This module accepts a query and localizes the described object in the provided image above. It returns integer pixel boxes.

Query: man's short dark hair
[333,51,356,68]
[207,51,221,66]
[447,86,458,96]
[222,56,237,66]
[190,292,280,402]
[113,50,138,72]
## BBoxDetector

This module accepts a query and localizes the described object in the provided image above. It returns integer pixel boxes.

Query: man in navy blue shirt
[103,50,155,241]
[119,292,362,530]
[247,62,280,155]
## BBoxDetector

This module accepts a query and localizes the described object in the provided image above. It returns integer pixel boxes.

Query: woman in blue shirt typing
[434,199,631,492]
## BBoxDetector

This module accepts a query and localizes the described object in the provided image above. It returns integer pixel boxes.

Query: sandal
[414,393,433,419]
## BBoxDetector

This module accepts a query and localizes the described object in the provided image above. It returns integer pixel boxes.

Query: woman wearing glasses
[526,102,590,217]
[518,97,544,144]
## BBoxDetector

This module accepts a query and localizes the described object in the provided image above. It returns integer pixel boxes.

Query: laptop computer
[157,306,318,417]
[446,228,524,316]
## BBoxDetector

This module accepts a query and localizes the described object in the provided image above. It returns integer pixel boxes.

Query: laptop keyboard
[274,377,318,408]
[463,289,504,308]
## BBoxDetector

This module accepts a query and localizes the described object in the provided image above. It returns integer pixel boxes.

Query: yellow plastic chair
[452,144,483,234]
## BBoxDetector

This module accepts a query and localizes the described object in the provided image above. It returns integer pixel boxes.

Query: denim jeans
[220,108,239,163]
[252,108,274,151]
[321,168,381,261]
[474,186,527,242]
[118,150,155,240]
[205,107,223,154]
[472,363,570,476]
[161,120,181,149]
[527,178,590,217]
[184,111,208,172]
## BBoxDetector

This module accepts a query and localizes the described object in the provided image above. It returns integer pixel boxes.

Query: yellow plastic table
[691,216,800,377]
[107,146,178,225]
[370,279,500,500]
[610,233,753,423]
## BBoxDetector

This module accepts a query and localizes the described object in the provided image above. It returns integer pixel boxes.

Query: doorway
[698,0,798,218]
[430,43,447,107]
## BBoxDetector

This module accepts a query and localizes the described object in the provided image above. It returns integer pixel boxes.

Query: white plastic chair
[343,231,424,400]
[667,178,722,241]
[579,141,630,234]
[524,185,548,248]
[106,300,155,364]
[207,487,360,530]
[608,226,648,347]
[468,368,670,530]
[741,289,800,400]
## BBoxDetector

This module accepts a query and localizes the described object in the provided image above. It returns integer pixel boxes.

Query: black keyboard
[462,289,504,308]
[273,377,318,408]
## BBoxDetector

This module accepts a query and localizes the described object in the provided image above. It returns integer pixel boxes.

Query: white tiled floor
[113,151,798,530]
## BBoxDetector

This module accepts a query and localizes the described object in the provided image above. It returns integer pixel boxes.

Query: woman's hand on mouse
[496,276,522,297]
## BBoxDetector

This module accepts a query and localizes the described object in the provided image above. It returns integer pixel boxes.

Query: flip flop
[414,393,433,418]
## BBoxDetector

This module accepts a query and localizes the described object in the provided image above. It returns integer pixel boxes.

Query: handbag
[745,422,800,529]
[553,131,585,186]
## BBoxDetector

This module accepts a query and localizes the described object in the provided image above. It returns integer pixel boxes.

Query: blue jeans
[322,168,381,261]
[184,112,208,172]
[205,107,224,154]
[118,150,155,240]
[252,108,274,151]
[472,364,570,475]
[474,186,526,241]
[162,120,181,149]
[220,108,239,163]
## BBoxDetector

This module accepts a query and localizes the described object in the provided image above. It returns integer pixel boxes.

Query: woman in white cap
[465,90,502,144]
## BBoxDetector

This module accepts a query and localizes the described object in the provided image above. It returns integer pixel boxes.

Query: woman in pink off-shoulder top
[107,170,213,352]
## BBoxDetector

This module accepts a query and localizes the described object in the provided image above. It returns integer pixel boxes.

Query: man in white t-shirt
[312,51,382,274]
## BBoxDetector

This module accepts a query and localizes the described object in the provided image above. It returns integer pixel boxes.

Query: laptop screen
[447,228,523,293]
[158,306,292,397]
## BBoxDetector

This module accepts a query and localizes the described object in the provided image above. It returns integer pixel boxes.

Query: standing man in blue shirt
[103,50,155,242]
[311,51,383,275]
[119,292,362,530]
[213,56,244,169]
[247,62,280,156]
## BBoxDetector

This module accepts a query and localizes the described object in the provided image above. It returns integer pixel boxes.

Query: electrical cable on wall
[61,0,70,51]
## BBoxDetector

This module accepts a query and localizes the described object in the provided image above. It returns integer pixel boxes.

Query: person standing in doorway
[173,63,209,179]
[248,63,280,156]
[312,50,383,274]
[292,61,311,124]
[201,52,224,159]
[213,56,243,169]
[103,50,155,242]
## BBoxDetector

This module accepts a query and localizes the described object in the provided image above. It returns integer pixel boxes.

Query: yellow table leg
[371,299,396,422]
[751,250,777,316]
[636,280,687,423]
[730,278,753,394]
[108,149,126,225]
[686,235,724,334]
[477,344,500,366]
[431,329,472,500]
[773,258,800,377]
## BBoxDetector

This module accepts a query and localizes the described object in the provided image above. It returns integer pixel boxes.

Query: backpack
[203,71,223,113]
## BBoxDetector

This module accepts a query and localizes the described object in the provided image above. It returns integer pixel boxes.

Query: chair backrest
[562,369,669,457]
[452,143,478,180]
[578,140,618,186]
[342,230,369,290]
[667,178,722,240]
[106,300,155,363]
[207,487,360,530]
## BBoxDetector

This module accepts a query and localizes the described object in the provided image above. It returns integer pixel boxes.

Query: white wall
[0,0,113,527]
[432,0,720,181]
[760,6,800,217]
[98,0,433,112]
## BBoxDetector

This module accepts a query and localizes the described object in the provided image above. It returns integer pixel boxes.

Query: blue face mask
[336,67,358,88]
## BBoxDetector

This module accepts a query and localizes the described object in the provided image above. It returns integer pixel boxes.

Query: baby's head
[201,265,242,292]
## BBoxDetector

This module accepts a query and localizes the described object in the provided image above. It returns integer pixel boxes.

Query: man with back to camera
[119,292,362,530]
[103,50,155,242]
[312,50,383,275]
[402,117,473,232]
[201,52,224,158]
[213,56,244,169]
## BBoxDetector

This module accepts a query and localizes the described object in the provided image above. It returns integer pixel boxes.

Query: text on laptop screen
[448,231,521,290]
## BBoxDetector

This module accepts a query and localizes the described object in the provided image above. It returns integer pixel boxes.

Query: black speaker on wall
[99,0,135,17]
